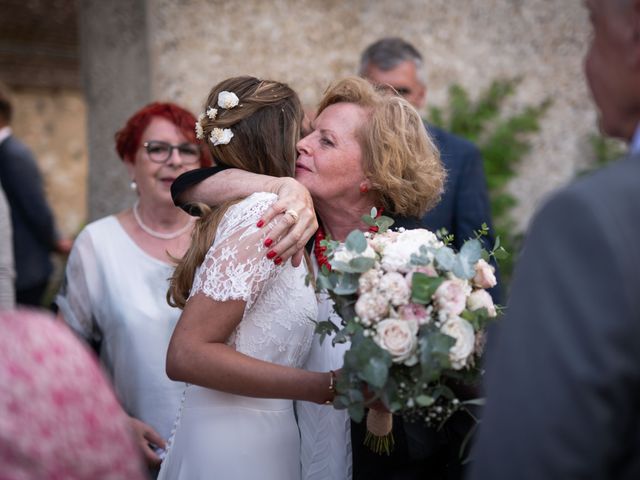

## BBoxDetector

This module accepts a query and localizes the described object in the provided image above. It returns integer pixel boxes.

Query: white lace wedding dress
[158,193,318,480]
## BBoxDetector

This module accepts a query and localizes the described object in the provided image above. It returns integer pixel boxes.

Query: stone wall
[10,87,87,237]
[146,0,594,232]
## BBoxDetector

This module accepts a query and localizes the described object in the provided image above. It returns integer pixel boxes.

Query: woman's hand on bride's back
[259,177,318,267]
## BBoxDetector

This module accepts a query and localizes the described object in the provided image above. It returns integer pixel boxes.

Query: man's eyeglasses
[142,141,201,164]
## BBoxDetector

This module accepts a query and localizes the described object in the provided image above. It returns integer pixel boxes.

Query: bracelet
[325,370,337,405]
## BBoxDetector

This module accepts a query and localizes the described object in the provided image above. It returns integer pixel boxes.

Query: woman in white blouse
[55,102,212,474]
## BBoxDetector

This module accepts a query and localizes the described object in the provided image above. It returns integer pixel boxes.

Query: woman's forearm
[167,340,331,404]
[177,168,284,207]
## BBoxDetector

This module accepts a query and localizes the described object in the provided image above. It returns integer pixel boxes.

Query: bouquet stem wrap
[364,410,394,455]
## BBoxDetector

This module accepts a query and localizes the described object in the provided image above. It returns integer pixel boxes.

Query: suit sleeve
[171,165,229,213]
[468,188,640,479]
[0,142,59,250]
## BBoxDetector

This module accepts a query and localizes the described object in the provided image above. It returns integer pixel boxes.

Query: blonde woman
[171,77,445,480]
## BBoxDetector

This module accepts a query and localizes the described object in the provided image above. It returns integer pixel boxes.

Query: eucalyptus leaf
[416,395,435,407]
[459,239,482,264]
[411,273,444,304]
[435,247,456,270]
[346,230,367,253]
[348,403,365,423]
[494,246,509,260]
[349,257,375,272]
[452,256,476,280]
[333,273,359,295]
[361,356,390,388]
[361,215,376,227]
[375,216,395,232]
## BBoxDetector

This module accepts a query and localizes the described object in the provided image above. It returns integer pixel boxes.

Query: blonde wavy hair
[317,76,445,218]
[168,76,304,308]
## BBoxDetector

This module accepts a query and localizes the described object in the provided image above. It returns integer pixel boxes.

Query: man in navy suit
[359,38,495,263]
[468,1,640,479]
[0,86,71,307]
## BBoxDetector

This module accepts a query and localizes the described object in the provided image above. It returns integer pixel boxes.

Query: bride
[157,76,335,480]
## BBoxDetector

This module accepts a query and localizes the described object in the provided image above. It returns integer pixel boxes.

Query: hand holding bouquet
[316,211,504,454]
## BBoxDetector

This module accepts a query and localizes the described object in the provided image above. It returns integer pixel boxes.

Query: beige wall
[146,0,595,231]
[11,87,87,237]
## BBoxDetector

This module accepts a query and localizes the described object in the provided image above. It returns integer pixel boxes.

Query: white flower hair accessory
[210,127,234,146]
[195,113,205,140]
[218,91,239,109]
[206,107,218,120]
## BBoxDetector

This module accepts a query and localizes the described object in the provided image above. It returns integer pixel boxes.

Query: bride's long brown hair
[167,76,304,308]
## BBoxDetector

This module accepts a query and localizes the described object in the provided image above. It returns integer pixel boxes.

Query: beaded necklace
[314,208,384,271]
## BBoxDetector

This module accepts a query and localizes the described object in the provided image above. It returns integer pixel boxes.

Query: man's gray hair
[359,37,427,85]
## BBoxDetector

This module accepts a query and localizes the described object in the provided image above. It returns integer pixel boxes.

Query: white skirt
[158,385,301,480]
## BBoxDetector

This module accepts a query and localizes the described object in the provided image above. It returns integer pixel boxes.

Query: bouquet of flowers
[316,210,504,454]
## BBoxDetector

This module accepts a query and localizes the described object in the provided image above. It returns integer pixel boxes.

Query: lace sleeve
[190,192,281,309]
[55,228,102,344]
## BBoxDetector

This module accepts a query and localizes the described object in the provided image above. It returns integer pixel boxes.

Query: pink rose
[398,303,431,325]
[374,319,418,365]
[433,278,470,317]
[473,259,497,289]
[440,316,475,370]
[467,289,497,317]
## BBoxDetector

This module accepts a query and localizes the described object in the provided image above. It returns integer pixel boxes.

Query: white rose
[378,272,411,306]
[355,292,389,324]
[473,259,497,289]
[375,318,418,365]
[440,316,475,370]
[217,91,240,109]
[396,228,440,247]
[381,229,442,272]
[433,278,471,317]
[467,289,497,317]
[209,128,234,146]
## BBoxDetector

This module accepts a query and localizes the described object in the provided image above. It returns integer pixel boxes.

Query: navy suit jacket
[0,135,58,291]
[423,124,500,302]
[468,153,640,480]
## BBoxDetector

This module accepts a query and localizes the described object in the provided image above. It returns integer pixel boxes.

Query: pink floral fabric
[0,309,146,480]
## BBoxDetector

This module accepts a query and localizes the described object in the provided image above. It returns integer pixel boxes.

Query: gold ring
[284,209,299,224]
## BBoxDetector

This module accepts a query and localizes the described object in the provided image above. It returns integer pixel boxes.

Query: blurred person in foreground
[0,84,72,307]
[0,309,146,479]
[55,102,212,475]
[0,183,15,310]
[468,1,640,478]
[359,37,499,304]
[170,76,449,479]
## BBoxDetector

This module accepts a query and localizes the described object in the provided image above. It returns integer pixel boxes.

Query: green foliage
[578,134,626,176]
[429,78,551,288]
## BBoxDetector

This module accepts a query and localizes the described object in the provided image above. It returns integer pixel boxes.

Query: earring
[359,184,369,194]
[130,180,138,192]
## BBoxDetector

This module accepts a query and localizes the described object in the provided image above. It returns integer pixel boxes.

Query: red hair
[114,102,212,166]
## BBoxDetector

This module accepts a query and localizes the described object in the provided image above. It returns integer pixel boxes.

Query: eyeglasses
[142,141,201,164]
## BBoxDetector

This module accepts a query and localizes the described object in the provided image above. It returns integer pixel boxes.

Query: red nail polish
[274,257,282,265]
[267,250,277,259]
[264,238,273,248]
[256,219,265,228]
